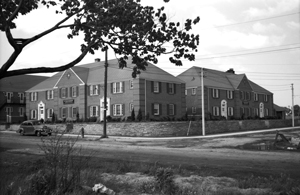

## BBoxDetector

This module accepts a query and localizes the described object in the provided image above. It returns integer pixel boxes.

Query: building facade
[0,75,48,123]
[26,58,186,122]
[177,67,274,120]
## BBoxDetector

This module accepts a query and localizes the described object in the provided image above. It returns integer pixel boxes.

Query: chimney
[226,68,235,74]
[95,58,101,62]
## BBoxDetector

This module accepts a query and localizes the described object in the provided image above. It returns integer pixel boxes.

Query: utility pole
[102,49,108,138]
[201,67,205,136]
[291,83,294,127]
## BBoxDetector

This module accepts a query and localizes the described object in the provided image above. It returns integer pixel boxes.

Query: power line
[200,12,300,30]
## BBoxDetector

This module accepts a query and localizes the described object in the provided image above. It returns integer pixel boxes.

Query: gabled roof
[177,66,272,94]
[85,57,184,84]
[27,72,63,92]
[0,75,48,92]
[27,57,184,91]
[248,80,272,94]
[273,104,286,111]
[27,66,90,92]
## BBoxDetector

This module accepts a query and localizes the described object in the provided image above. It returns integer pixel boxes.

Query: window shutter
[122,104,125,115]
[98,84,100,95]
[111,83,114,94]
[122,82,125,93]
[167,83,169,94]
[159,82,161,93]
[174,104,177,115]
[70,87,72,97]
[159,103,162,115]
[89,85,92,96]
[111,104,114,116]
[89,106,92,117]
[45,91,48,100]
[167,104,169,115]
[151,81,154,92]
[174,84,176,94]
[36,92,38,101]
[151,103,154,115]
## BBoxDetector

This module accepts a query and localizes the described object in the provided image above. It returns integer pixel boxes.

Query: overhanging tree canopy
[0,0,200,79]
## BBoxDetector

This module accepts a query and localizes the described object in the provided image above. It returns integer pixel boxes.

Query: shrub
[155,167,177,195]
[146,112,150,121]
[131,108,135,121]
[30,133,91,194]
[137,108,143,121]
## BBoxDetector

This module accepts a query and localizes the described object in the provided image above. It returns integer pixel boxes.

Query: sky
[0,0,299,108]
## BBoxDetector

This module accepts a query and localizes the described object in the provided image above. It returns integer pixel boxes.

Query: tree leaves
[1,0,200,79]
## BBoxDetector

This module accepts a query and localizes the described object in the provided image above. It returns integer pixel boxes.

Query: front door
[38,101,45,120]
[100,97,111,121]
[259,103,264,118]
[221,100,227,119]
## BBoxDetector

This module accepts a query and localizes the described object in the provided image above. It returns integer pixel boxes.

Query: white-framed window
[47,108,53,118]
[212,89,219,98]
[19,107,24,116]
[113,82,123,93]
[30,92,37,101]
[240,91,244,100]
[6,107,13,115]
[153,103,160,115]
[227,90,233,99]
[264,94,268,102]
[130,80,133,89]
[90,85,99,96]
[192,107,196,114]
[90,106,98,117]
[71,86,77,97]
[265,108,269,116]
[31,109,37,119]
[254,108,259,116]
[228,107,233,116]
[254,93,258,101]
[47,90,54,100]
[61,107,67,118]
[192,88,196,95]
[113,104,123,116]
[213,106,219,116]
[18,93,24,103]
[72,107,78,118]
[245,92,250,100]
[153,81,159,93]
[5,92,13,103]
[241,107,245,115]
[168,104,175,115]
[129,103,134,112]
[168,83,175,94]
[61,88,67,98]
[185,89,187,96]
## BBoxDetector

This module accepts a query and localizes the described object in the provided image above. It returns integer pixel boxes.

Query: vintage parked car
[16,120,52,136]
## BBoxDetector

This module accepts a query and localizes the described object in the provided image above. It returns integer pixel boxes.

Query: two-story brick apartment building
[26,58,186,122]
[0,75,48,123]
[177,67,274,119]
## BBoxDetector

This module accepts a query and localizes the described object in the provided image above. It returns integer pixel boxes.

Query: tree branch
[23,7,85,47]
[7,0,24,24]
[0,39,98,79]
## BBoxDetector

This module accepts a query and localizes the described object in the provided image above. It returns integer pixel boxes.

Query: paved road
[1,130,300,179]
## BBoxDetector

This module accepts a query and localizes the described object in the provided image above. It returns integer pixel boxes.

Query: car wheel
[20,130,24,136]
[37,131,41,137]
